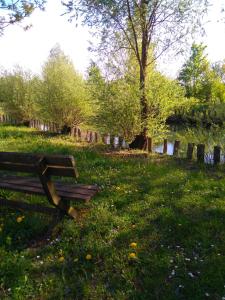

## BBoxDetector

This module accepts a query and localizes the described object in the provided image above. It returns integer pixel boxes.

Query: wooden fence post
[163,139,167,154]
[214,146,221,165]
[147,137,152,153]
[103,134,106,144]
[89,131,93,143]
[85,130,89,142]
[113,136,119,149]
[77,128,81,142]
[95,132,98,143]
[197,144,205,163]
[71,127,75,137]
[173,140,180,156]
[187,143,195,160]
[119,136,123,148]
[110,135,114,147]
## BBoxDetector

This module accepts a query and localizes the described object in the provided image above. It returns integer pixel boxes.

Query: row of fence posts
[0,117,223,165]
[0,115,19,124]
[29,120,59,133]
[0,116,59,132]
[71,130,223,165]
[70,128,129,149]
[145,137,223,165]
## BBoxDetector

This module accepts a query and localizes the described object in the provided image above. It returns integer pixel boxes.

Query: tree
[91,75,141,140]
[146,69,185,139]
[178,43,211,100]
[0,66,39,122]
[63,0,209,148]
[39,45,90,129]
[0,0,45,35]
[178,44,225,103]
[87,54,185,141]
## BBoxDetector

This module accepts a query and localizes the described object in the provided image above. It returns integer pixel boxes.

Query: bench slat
[0,176,99,195]
[0,181,96,201]
[0,152,75,167]
[0,152,78,178]
[0,163,77,177]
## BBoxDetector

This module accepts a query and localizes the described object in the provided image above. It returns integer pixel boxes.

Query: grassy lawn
[0,125,225,300]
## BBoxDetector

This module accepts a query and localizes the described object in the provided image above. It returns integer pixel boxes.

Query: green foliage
[63,0,209,62]
[96,78,141,139]
[178,44,211,100]
[176,44,225,126]
[64,0,210,133]
[39,45,91,128]
[0,66,39,122]
[146,70,185,139]
[87,61,141,139]
[87,52,186,140]
[178,44,225,103]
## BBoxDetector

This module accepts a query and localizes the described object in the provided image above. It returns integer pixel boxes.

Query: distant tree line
[171,44,225,128]
[0,43,224,141]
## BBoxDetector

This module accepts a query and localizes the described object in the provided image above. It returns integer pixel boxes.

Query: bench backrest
[0,152,78,178]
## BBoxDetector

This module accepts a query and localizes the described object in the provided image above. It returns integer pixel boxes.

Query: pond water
[154,142,225,164]
[154,127,225,164]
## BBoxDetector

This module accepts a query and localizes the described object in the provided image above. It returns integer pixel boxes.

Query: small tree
[146,70,185,140]
[39,45,91,129]
[178,44,225,103]
[0,66,39,122]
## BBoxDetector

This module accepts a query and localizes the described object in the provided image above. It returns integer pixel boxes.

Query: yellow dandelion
[86,254,92,260]
[58,256,65,262]
[130,242,137,249]
[16,216,25,223]
[128,252,137,260]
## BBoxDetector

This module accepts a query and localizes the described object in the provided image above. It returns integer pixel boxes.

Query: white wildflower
[188,272,195,278]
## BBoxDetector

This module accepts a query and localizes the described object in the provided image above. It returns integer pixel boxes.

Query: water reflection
[154,142,225,164]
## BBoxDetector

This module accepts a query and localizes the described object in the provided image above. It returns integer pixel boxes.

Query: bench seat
[0,176,99,202]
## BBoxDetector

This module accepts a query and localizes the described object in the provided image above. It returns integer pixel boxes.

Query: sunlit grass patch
[0,126,224,299]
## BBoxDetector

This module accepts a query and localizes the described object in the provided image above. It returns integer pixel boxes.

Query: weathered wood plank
[0,152,77,168]
[0,176,99,193]
[0,180,96,201]
[0,163,77,177]
[0,175,99,191]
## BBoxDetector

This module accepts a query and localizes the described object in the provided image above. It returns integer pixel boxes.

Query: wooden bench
[0,152,99,219]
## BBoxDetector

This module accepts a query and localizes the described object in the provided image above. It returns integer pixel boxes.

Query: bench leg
[36,159,81,220]
[67,206,79,219]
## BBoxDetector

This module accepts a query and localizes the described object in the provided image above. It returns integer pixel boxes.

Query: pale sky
[0,0,225,78]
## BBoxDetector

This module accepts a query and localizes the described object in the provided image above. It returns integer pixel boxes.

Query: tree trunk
[130,20,148,150]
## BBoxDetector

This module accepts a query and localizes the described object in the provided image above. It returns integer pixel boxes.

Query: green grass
[0,125,225,300]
